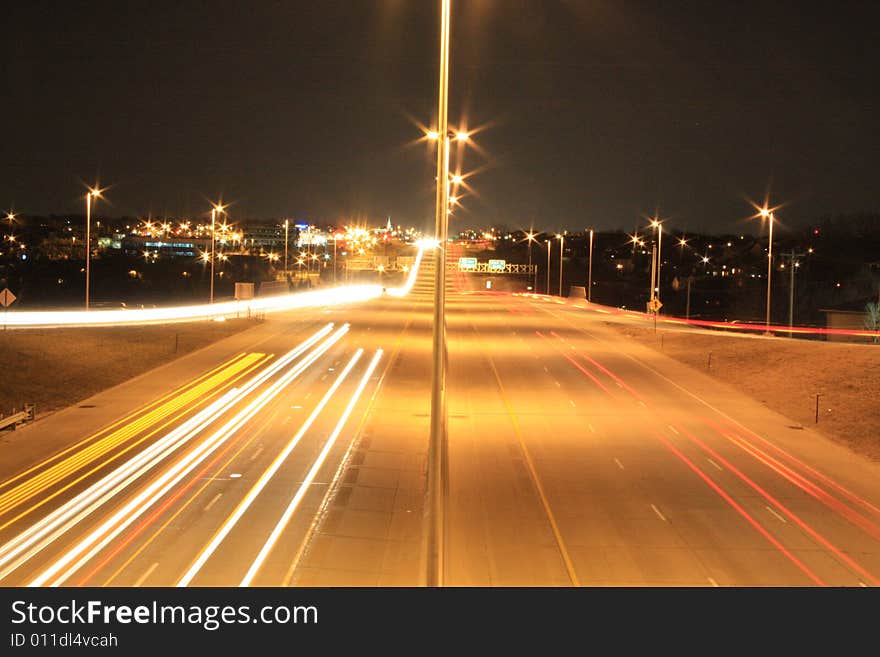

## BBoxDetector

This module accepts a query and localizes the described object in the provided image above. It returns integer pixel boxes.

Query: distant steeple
[386,216,392,231]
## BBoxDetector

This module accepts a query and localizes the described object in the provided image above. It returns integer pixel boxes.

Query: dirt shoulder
[607,322,880,461]
[0,319,255,417]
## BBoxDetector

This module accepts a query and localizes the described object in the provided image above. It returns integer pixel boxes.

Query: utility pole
[686,276,693,320]
[546,240,551,295]
[587,228,594,302]
[780,249,806,338]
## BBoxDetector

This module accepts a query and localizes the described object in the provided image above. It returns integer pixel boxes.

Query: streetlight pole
[84,187,101,310]
[587,228,594,302]
[557,234,564,297]
[284,219,289,273]
[656,224,662,305]
[333,235,338,285]
[759,209,775,333]
[210,208,216,304]
[546,240,551,295]
[427,0,451,589]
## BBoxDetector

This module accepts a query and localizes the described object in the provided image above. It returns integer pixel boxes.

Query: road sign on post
[647,298,663,313]
[0,288,16,307]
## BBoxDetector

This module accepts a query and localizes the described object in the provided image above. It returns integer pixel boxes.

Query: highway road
[2,252,880,586]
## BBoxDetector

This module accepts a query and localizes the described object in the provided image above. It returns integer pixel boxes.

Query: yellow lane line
[483,345,581,587]
[0,353,249,493]
[0,354,266,514]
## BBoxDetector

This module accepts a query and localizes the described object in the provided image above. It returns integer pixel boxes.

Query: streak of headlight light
[176,348,364,587]
[0,322,333,579]
[5,248,424,329]
[386,247,424,297]
[5,284,383,328]
[0,324,336,579]
[239,348,382,586]
[28,325,349,587]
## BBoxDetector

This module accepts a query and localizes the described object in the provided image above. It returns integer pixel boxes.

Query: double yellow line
[0,352,272,531]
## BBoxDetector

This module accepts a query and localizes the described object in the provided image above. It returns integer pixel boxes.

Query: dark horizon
[4,1,880,234]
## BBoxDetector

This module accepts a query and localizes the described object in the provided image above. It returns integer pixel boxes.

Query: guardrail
[0,404,35,431]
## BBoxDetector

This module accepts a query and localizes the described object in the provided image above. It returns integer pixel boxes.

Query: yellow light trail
[0,325,337,582]
[0,353,269,525]
[0,352,251,495]
[29,325,348,586]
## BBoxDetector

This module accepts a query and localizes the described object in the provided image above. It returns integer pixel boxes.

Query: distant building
[243,223,293,250]
[121,235,210,258]
[820,298,876,342]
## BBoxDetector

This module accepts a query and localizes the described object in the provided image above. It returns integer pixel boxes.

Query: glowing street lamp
[84,186,103,309]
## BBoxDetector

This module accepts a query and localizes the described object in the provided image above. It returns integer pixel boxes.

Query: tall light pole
[587,228,594,302]
[333,234,338,285]
[557,233,564,297]
[283,219,289,273]
[649,218,663,308]
[427,0,451,590]
[760,208,775,333]
[84,186,103,309]
[209,202,225,304]
[546,239,551,294]
[525,231,536,292]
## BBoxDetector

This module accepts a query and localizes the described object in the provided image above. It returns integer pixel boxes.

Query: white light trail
[386,247,424,297]
[240,348,382,586]
[4,248,425,328]
[176,348,365,587]
[0,324,337,581]
[29,325,350,586]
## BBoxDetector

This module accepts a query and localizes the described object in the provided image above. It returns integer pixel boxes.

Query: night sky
[3,1,879,234]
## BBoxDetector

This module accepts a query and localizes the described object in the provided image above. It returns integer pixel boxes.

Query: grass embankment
[0,319,253,416]
[611,323,880,461]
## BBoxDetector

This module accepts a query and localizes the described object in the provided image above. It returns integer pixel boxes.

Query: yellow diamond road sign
[0,288,15,308]
[648,298,662,312]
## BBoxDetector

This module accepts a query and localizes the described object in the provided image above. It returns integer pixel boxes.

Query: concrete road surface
[2,256,880,586]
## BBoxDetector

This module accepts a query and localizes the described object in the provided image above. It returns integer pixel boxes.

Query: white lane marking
[638,400,647,407]
[555,381,561,388]
[668,425,679,435]
[229,473,242,479]
[304,392,312,400]
[320,374,328,381]
[766,506,787,524]
[543,366,550,373]
[616,382,624,389]
[707,577,719,587]
[588,423,595,433]
[614,458,624,470]
[859,581,867,587]
[249,446,264,462]
[203,493,223,512]
[569,400,576,407]
[133,562,159,587]
[651,504,667,522]
[291,405,303,409]
[706,458,723,471]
